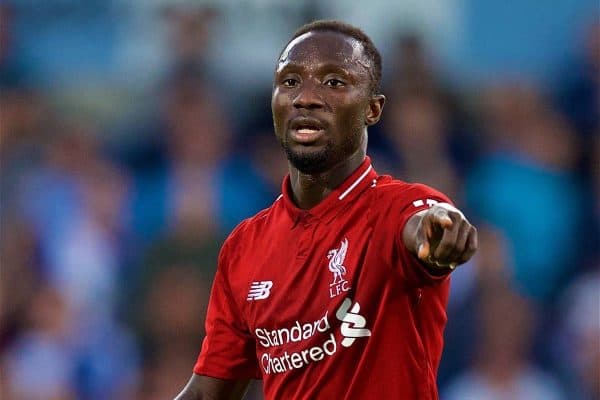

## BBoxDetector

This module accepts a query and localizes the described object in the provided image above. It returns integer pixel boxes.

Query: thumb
[418,241,430,261]
[416,218,432,261]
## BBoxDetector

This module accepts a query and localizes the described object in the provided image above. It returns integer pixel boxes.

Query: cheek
[334,101,366,130]
[271,91,288,131]
[272,88,293,109]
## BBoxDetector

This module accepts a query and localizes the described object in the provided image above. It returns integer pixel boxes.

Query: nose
[292,81,324,110]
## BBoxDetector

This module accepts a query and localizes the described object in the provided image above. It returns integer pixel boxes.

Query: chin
[284,145,333,174]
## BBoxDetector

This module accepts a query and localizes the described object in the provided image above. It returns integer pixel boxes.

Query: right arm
[174,374,251,400]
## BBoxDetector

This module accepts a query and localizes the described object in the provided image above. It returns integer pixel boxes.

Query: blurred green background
[0,1,598,399]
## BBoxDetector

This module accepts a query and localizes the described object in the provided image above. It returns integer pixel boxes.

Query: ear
[365,94,386,126]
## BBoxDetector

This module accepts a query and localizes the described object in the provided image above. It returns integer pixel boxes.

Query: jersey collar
[280,156,378,227]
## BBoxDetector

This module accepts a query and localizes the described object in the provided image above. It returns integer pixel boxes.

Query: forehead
[278,31,370,73]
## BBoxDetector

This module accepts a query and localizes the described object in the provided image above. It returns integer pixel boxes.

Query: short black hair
[284,20,382,95]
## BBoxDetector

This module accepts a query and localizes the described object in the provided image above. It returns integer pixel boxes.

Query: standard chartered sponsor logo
[255,312,330,348]
[257,297,371,375]
[260,333,337,374]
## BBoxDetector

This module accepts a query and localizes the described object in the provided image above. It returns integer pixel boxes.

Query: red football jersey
[194,157,452,399]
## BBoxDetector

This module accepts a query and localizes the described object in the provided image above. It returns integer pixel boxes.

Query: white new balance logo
[335,298,371,347]
[247,281,273,301]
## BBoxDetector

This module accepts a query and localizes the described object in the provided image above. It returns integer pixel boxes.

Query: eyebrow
[276,61,361,77]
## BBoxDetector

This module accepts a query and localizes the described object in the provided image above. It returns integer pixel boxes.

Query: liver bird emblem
[328,238,348,285]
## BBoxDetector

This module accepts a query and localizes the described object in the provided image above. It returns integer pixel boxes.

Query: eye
[282,78,298,87]
[325,78,345,88]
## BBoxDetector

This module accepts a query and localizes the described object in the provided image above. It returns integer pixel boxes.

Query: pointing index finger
[432,202,466,229]
[432,208,453,230]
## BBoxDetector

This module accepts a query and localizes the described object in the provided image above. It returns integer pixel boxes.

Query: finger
[422,209,452,247]
[457,226,478,264]
[433,219,464,261]
[418,241,430,261]
[431,208,453,230]
[416,217,433,261]
[447,221,471,261]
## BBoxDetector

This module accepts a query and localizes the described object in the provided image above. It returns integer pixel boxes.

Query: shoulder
[221,195,285,253]
[373,176,452,206]
[368,177,454,231]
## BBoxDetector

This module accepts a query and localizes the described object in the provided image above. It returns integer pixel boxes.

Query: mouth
[289,118,326,144]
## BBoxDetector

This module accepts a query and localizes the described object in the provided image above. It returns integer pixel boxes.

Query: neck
[289,148,366,210]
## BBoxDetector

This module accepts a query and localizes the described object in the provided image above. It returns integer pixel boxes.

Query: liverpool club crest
[327,238,351,298]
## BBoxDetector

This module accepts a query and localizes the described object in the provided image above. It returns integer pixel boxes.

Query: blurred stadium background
[0,0,598,399]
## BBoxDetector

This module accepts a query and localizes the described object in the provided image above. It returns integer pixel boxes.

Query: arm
[403,203,478,273]
[174,374,251,400]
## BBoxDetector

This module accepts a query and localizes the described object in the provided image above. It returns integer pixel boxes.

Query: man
[175,20,477,400]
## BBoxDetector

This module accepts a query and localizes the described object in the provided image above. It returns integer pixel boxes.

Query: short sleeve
[193,241,261,380]
[392,183,454,287]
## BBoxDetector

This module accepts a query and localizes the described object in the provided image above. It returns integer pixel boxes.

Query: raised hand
[413,203,478,270]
